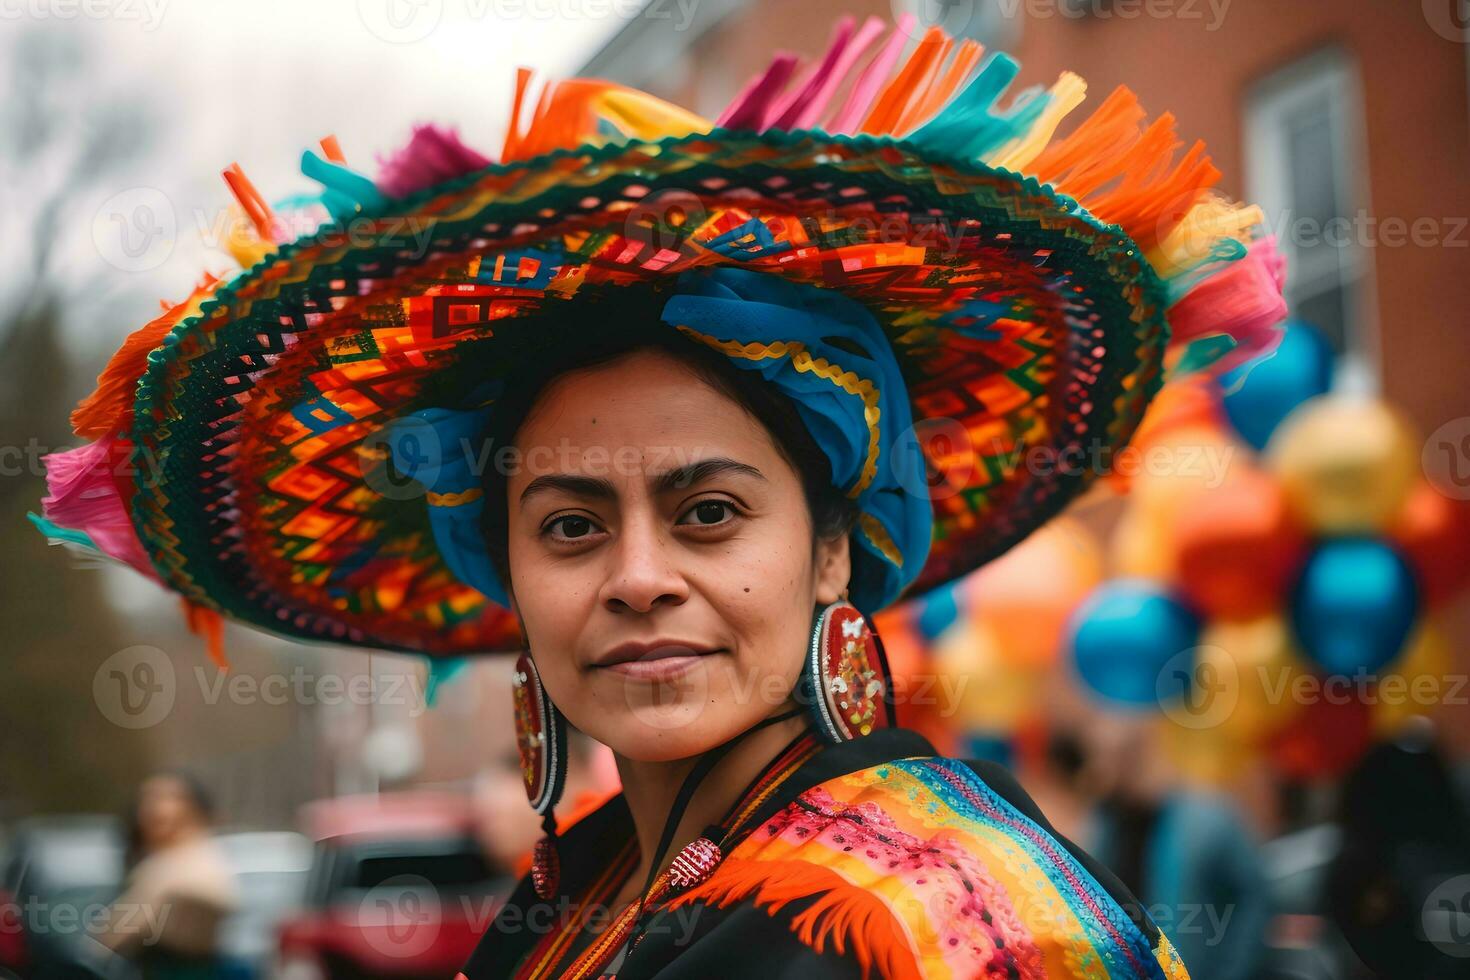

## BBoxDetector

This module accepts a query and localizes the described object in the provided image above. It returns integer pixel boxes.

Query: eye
[677,499,738,528]
[544,514,602,543]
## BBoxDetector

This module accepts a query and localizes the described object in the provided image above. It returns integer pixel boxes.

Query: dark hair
[123,770,216,868]
[473,283,859,596]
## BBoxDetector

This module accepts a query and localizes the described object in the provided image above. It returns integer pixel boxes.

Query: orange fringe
[71,274,222,439]
[182,600,229,670]
[666,856,921,980]
[899,39,984,136]
[1030,86,1221,248]
[221,163,275,241]
[858,27,949,136]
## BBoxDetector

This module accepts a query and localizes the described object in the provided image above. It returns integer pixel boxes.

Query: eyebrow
[518,457,768,505]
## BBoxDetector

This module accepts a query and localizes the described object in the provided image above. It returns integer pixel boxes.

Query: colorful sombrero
[33,14,1286,662]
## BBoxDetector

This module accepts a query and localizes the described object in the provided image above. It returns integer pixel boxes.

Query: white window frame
[1244,46,1379,394]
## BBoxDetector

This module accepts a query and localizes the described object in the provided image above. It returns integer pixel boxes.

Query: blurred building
[586,0,1470,444]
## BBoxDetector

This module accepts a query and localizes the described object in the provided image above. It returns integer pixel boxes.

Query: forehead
[510,348,781,471]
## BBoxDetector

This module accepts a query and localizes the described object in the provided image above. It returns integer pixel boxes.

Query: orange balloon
[1105,378,1228,495]
[964,517,1104,669]
[934,619,1043,734]
[1390,482,1470,607]
[1173,467,1308,620]
[1110,503,1178,580]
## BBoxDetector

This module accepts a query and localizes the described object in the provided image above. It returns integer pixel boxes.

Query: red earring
[512,651,567,898]
[802,597,896,743]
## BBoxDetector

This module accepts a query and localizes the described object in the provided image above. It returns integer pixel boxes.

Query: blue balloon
[1070,580,1202,708]
[916,582,962,641]
[1222,319,1334,450]
[1290,538,1420,677]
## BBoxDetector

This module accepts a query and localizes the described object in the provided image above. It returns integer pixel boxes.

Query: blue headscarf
[389,267,933,615]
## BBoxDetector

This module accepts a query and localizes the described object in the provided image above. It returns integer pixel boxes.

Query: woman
[99,773,239,979]
[35,13,1286,977]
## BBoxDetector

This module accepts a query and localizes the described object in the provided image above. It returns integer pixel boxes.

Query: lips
[593,640,719,669]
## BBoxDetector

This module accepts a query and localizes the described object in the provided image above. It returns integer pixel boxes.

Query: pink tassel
[377,124,492,200]
[826,13,916,135]
[40,439,158,581]
[788,17,888,130]
[1166,235,1289,373]
[718,53,801,130]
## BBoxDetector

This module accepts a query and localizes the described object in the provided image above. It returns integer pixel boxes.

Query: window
[1245,47,1377,389]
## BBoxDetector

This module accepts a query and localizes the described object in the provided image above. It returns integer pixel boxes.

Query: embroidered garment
[463,729,1188,979]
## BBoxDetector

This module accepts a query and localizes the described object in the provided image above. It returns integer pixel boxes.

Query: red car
[275,792,510,980]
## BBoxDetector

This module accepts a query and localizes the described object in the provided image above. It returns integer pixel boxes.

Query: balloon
[1104,377,1228,495]
[1390,482,1470,607]
[1221,318,1334,450]
[1268,396,1419,534]
[964,517,1104,669]
[1172,467,1308,620]
[934,618,1043,732]
[1266,693,1372,781]
[916,582,963,641]
[1289,538,1420,677]
[1068,580,1202,708]
[1373,621,1452,736]
[1186,616,1307,742]
[1112,502,1184,584]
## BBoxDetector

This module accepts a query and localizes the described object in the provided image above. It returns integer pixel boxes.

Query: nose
[598,511,689,614]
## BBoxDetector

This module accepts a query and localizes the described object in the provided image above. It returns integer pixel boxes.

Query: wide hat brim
[112,129,1164,655]
[42,23,1287,660]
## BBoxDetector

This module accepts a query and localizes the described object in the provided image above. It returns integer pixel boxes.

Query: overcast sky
[2,0,636,348]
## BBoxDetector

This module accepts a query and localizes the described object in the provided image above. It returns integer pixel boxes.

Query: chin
[587,708,752,763]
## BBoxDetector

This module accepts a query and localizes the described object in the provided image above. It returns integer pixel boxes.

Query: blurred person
[33,12,1288,976]
[1077,717,1272,980]
[96,772,239,979]
[1327,718,1470,978]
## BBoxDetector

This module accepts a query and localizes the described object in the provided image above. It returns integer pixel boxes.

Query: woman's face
[504,348,851,762]
[135,775,202,851]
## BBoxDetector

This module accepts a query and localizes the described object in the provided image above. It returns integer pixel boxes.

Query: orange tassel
[318,135,347,164]
[667,857,921,980]
[898,39,984,136]
[221,163,275,242]
[858,27,948,136]
[71,274,221,439]
[182,600,229,670]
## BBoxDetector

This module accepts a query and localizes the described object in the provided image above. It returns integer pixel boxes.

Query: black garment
[463,728,1161,979]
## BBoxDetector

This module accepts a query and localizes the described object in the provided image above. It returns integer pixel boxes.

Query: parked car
[276,792,512,979]
[0,816,133,980]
